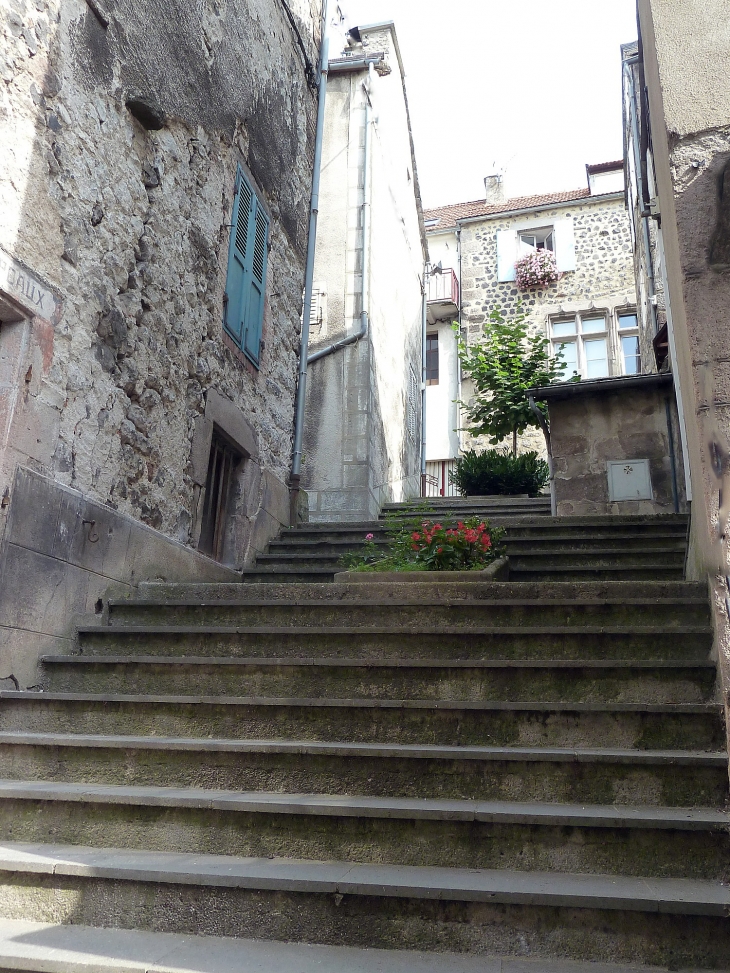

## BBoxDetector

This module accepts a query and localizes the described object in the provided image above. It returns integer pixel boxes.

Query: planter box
[334,557,509,584]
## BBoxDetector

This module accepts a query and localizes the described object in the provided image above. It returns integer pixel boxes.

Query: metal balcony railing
[427,268,459,307]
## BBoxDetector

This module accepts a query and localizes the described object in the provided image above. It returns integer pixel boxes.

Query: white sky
[339,0,638,208]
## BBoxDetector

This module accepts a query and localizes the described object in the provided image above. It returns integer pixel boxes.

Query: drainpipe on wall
[624,57,659,335]
[456,225,463,457]
[289,0,330,526]
[528,395,556,517]
[655,225,692,504]
[420,270,427,497]
[306,63,375,365]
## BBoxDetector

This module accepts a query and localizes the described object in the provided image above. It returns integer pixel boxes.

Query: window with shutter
[224,166,269,367]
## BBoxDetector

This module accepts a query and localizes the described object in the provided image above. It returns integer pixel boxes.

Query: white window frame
[550,312,611,381]
[518,227,554,258]
[497,217,576,282]
[617,310,641,376]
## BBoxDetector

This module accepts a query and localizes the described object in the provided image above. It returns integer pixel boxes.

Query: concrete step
[0,781,726,880]
[239,567,339,583]
[3,921,713,973]
[76,624,713,662]
[0,733,723,806]
[106,594,710,629]
[0,693,721,750]
[507,549,686,568]
[259,548,687,564]
[132,579,705,601]
[0,921,710,973]
[0,842,727,967]
[41,656,718,703]
[504,533,688,552]
[510,566,686,582]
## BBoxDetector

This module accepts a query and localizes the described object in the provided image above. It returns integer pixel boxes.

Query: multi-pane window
[551,314,609,380]
[426,333,439,385]
[519,227,554,257]
[618,312,641,375]
[224,166,269,367]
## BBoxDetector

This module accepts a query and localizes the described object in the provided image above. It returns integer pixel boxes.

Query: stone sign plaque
[0,248,55,322]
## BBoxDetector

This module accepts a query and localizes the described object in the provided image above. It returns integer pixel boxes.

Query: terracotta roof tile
[423,188,593,231]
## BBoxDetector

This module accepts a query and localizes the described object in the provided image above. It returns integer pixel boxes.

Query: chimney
[484,173,505,205]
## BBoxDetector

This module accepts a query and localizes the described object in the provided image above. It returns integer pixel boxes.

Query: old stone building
[423,170,638,472]
[423,166,690,516]
[301,21,427,522]
[0,0,323,680]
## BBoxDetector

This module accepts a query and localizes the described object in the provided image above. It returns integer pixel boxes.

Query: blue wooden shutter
[224,167,268,365]
[243,201,269,365]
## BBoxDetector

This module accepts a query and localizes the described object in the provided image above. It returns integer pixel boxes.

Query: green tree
[454,304,572,456]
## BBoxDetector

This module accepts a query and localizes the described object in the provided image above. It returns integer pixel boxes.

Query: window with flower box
[497,218,576,282]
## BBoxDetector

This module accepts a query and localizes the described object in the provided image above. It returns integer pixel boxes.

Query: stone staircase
[243,495,688,583]
[0,500,725,970]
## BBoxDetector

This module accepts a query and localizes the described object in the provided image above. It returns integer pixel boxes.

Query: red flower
[412,532,421,541]
[481,535,491,549]
[434,523,442,531]
[411,543,419,550]
[437,547,443,554]
[457,521,464,530]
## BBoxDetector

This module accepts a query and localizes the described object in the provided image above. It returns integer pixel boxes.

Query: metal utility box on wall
[529,372,686,516]
[607,459,652,501]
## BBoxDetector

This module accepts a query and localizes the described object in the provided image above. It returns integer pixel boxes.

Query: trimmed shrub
[450,449,549,498]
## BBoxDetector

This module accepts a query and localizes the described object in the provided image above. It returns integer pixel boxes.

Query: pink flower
[365,533,374,540]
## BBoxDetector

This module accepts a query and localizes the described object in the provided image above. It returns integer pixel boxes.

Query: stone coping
[334,557,509,583]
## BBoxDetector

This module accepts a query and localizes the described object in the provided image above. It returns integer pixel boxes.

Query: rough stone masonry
[0,0,321,556]
[0,0,322,682]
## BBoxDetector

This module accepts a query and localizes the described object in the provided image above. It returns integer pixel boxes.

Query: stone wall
[0,0,322,675]
[637,0,730,755]
[538,374,685,517]
[458,195,637,455]
[0,0,322,562]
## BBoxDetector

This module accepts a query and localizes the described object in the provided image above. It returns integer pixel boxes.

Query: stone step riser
[0,700,721,750]
[263,544,687,562]
[0,799,726,881]
[511,569,685,582]
[42,662,717,704]
[77,630,713,662]
[0,873,726,968]
[2,744,723,806]
[257,549,687,567]
[106,602,710,628]
[267,530,689,552]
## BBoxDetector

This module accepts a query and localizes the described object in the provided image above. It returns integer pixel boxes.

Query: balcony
[427,268,459,324]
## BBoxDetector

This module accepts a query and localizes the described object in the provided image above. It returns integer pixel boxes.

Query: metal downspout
[306,62,374,365]
[289,0,330,524]
[624,57,658,333]
[420,272,427,496]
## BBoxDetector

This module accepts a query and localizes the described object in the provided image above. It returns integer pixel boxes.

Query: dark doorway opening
[198,430,241,561]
